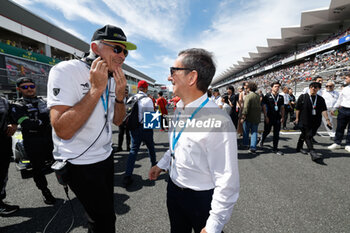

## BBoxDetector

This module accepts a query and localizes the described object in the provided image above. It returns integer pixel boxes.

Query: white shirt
[335,85,350,108]
[214,95,223,107]
[321,90,339,109]
[47,60,116,165]
[157,93,239,233]
[222,103,231,116]
[282,92,290,105]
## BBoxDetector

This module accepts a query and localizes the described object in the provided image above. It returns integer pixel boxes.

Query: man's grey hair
[87,40,101,60]
[178,48,216,93]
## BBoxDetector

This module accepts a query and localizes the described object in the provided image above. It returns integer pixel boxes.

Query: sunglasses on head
[170,67,195,76]
[325,85,334,87]
[20,85,35,90]
[101,41,128,57]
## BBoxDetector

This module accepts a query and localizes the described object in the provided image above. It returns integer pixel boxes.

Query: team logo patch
[53,88,60,96]
[143,111,161,129]
[80,83,89,88]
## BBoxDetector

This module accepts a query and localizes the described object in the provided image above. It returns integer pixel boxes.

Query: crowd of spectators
[232,45,350,94]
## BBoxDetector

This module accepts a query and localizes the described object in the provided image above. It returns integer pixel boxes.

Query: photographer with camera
[11,77,56,205]
[47,25,136,233]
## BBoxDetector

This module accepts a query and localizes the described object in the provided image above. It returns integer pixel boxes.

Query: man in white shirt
[321,81,339,137]
[328,72,350,153]
[47,25,134,233]
[122,80,157,187]
[149,48,239,233]
[212,88,223,109]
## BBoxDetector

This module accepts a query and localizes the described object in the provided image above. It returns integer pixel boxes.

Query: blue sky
[12,0,330,86]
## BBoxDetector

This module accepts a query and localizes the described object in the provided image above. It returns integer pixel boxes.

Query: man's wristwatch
[115,98,124,104]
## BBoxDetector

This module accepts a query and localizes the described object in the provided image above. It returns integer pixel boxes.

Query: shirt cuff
[156,150,171,171]
[205,216,224,233]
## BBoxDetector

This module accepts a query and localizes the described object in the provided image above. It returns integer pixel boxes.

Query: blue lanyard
[171,98,209,155]
[100,84,109,117]
[309,94,317,109]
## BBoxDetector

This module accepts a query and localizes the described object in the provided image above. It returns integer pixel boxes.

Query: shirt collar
[176,93,208,110]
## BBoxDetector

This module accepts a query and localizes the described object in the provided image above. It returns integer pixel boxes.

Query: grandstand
[0,0,157,99]
[212,0,350,97]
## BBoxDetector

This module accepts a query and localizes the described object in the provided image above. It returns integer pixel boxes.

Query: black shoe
[0,201,19,217]
[273,149,284,155]
[249,149,257,154]
[310,151,322,161]
[42,189,56,205]
[122,176,133,188]
[296,148,308,154]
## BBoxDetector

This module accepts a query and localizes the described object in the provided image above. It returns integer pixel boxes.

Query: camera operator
[47,25,135,233]
[11,77,56,205]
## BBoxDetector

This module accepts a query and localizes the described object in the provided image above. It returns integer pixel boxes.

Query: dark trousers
[118,122,130,149]
[297,126,314,151]
[167,179,215,233]
[283,106,294,127]
[23,137,53,191]
[261,117,281,150]
[334,107,350,145]
[68,154,115,233]
[0,135,12,200]
[125,127,156,176]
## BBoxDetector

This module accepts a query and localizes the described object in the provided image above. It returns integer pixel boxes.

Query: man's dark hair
[313,76,323,81]
[178,48,216,93]
[270,81,280,88]
[242,82,248,88]
[227,85,234,93]
[158,91,163,96]
[247,82,257,92]
[344,71,350,77]
[309,82,321,89]
[222,94,229,104]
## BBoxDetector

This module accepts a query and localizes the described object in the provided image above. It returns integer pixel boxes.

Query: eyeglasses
[170,67,195,76]
[101,41,128,57]
[325,85,334,88]
[20,85,35,90]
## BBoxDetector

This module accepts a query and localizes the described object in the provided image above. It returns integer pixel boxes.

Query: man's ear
[91,42,100,56]
[188,71,198,87]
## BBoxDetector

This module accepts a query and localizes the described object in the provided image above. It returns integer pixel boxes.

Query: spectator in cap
[11,77,56,205]
[226,85,238,128]
[122,80,157,187]
[47,24,135,232]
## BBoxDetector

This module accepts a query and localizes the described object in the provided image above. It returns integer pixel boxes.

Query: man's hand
[265,116,269,124]
[6,124,17,136]
[90,57,109,94]
[149,165,162,180]
[330,110,335,116]
[113,66,127,101]
[200,228,207,233]
[294,118,299,125]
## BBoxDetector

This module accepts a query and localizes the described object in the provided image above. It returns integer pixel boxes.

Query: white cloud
[128,50,143,60]
[102,0,189,48]
[188,0,330,82]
